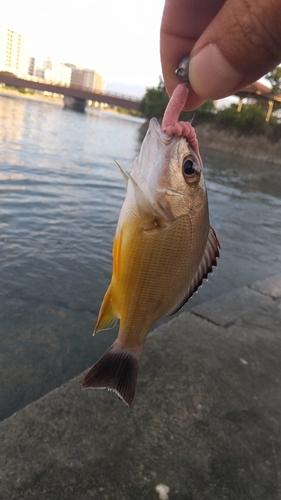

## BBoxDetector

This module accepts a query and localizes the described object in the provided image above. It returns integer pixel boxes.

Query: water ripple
[0,96,281,420]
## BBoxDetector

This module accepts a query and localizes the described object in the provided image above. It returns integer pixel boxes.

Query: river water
[1,94,281,421]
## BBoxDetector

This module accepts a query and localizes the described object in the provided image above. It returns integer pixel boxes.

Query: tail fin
[82,342,140,407]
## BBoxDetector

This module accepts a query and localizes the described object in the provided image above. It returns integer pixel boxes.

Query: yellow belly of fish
[109,206,209,349]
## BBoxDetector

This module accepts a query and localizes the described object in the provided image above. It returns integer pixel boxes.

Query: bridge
[0,74,141,112]
[1,74,280,119]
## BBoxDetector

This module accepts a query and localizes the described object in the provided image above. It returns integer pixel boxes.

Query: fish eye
[182,157,200,184]
[183,159,194,175]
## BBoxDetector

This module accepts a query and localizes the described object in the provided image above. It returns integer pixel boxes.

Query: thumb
[189,0,281,100]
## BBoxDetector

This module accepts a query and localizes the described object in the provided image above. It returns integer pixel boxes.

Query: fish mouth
[148,117,174,145]
[135,118,178,177]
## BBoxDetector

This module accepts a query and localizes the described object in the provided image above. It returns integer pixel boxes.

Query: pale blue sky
[2,0,166,92]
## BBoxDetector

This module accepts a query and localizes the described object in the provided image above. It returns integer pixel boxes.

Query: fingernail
[189,44,244,100]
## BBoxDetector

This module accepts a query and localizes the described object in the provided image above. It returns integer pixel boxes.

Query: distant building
[67,65,105,93]
[28,57,72,86]
[44,62,72,86]
[28,57,45,77]
[34,67,45,79]
[0,25,29,76]
[28,57,35,76]
[42,57,52,71]
[68,67,84,88]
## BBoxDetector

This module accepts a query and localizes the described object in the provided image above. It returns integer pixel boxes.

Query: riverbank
[1,273,281,500]
[195,122,281,165]
[2,87,280,164]
[139,116,281,165]
[0,87,63,106]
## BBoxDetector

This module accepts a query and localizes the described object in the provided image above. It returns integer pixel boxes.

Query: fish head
[132,118,207,224]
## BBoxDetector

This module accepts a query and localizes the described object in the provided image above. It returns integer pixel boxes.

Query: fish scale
[116,216,194,333]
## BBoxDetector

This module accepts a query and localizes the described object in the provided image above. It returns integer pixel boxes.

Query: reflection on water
[0,95,281,420]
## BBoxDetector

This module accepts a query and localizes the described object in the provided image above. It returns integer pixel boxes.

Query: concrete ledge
[1,275,281,500]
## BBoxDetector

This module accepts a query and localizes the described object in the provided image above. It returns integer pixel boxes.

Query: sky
[2,0,166,96]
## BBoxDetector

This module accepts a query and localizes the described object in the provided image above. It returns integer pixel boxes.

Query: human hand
[160,0,281,110]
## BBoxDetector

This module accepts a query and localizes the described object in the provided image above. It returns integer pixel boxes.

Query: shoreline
[1,89,280,164]
[0,89,145,123]
[0,87,64,106]
[195,122,281,165]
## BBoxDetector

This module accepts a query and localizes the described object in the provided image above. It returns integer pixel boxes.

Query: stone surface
[191,285,275,327]
[0,275,281,500]
[250,273,281,300]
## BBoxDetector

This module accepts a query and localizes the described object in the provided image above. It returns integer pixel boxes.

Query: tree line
[138,67,281,140]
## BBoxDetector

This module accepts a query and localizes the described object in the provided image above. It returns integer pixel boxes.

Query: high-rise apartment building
[0,25,29,76]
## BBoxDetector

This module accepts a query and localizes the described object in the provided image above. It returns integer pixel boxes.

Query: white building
[44,62,72,86]
[0,25,29,76]
[28,57,72,86]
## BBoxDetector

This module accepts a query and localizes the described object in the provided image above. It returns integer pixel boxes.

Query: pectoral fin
[129,174,174,231]
[94,285,118,333]
[128,174,157,229]
[114,159,160,230]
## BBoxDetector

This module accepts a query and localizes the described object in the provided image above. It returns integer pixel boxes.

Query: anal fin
[95,285,117,333]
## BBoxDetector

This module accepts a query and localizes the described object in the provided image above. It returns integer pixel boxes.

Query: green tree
[265,66,281,94]
[216,103,265,133]
[139,77,169,119]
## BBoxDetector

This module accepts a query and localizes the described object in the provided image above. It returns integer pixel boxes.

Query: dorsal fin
[113,159,129,185]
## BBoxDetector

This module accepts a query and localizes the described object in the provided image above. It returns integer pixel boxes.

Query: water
[0,95,281,421]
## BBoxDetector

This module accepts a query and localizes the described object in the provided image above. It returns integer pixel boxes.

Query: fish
[82,102,219,407]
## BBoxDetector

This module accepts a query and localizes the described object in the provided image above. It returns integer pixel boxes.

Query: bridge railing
[69,85,142,103]
[0,72,142,103]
